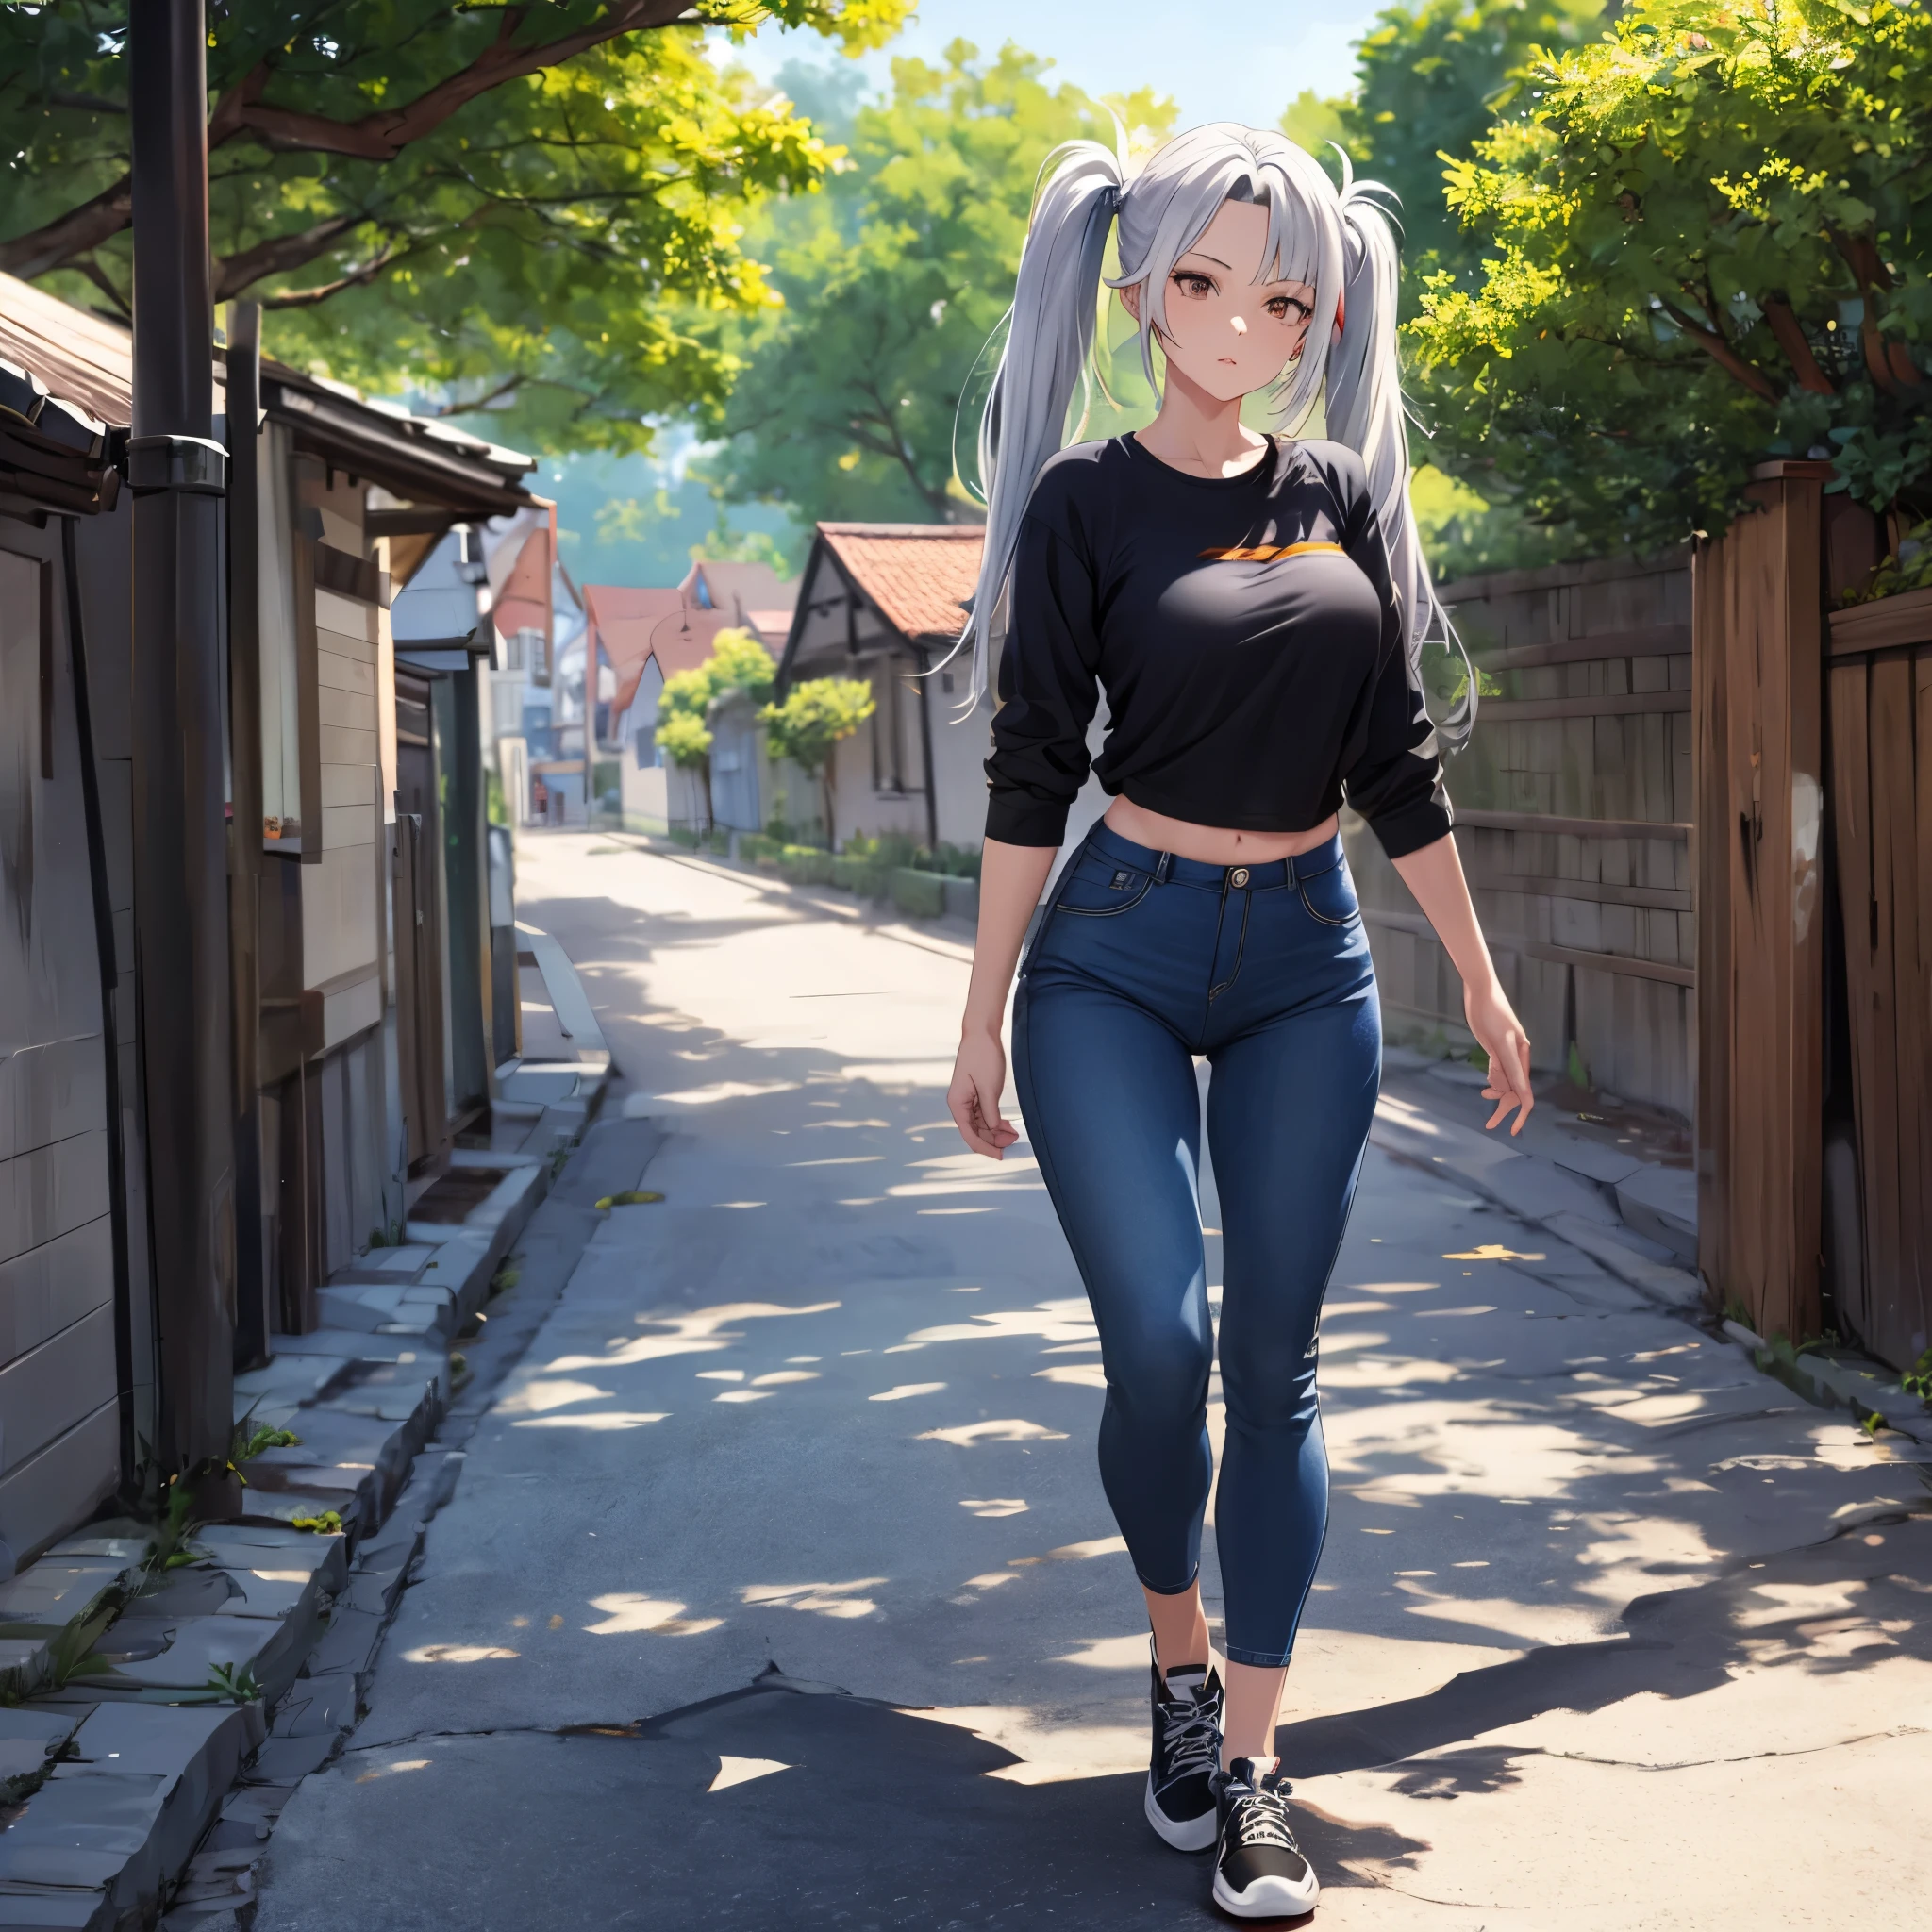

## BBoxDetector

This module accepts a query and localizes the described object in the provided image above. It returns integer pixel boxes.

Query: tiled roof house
[776,522,989,852]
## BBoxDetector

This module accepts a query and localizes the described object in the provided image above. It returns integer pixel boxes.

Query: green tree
[1315,0,1607,298]
[707,41,1174,525]
[1407,0,1932,555]
[1278,2,1607,579]
[759,676,875,841]
[0,1,912,453]
[653,626,775,824]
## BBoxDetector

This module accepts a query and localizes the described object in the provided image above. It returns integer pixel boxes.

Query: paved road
[257,831,1932,1929]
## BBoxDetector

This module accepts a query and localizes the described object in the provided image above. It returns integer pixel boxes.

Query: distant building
[580,567,802,836]
[774,523,991,852]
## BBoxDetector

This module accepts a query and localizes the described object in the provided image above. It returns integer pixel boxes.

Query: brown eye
[1267,296,1310,323]
[1172,273,1214,299]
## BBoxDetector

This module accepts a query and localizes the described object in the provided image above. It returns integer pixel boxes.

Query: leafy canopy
[707,40,1174,525]
[1281,2,1607,578]
[1303,0,1607,299]
[1406,0,1932,552]
[0,2,912,453]
[759,676,874,776]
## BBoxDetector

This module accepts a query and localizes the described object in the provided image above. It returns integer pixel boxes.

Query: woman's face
[1121,197,1317,403]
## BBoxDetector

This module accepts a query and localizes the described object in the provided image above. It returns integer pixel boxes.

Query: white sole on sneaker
[1142,1772,1218,1852]
[1212,1864,1321,1919]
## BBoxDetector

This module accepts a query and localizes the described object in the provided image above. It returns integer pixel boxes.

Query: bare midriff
[1104,795,1341,865]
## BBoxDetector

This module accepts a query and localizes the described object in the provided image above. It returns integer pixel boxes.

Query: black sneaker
[1142,1641,1223,1851]
[1212,1757,1319,1918]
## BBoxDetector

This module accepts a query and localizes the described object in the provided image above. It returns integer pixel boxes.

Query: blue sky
[724,0,1385,125]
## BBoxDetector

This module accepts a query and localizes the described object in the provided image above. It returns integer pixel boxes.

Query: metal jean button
[1229,866,1250,889]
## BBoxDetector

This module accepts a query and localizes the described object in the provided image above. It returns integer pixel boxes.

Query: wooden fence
[1693,464,1827,1347]
[1345,549,1696,1117]
[1824,577,1932,1370]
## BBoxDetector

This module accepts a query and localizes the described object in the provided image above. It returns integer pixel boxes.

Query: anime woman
[945,124,1534,1919]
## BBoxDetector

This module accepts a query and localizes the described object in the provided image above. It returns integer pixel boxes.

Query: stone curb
[0,1088,604,1931]
[151,1119,656,1928]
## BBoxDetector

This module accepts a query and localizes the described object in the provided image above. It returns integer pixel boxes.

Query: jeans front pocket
[1296,858,1362,927]
[1053,852,1158,918]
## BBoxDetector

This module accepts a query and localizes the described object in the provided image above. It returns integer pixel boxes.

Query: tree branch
[255,240,409,308]
[427,374,529,416]
[214,1,691,161]
[213,212,367,300]
[0,175,132,279]
[73,254,133,323]
[1657,296,1779,402]
[1826,230,1916,394]
[1760,297,1835,396]
[1,0,694,278]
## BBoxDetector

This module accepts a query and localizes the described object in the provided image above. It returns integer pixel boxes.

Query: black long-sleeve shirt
[984,433,1452,858]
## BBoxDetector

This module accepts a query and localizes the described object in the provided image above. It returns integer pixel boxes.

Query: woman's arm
[948,838,1058,1158]
[1391,833,1535,1134]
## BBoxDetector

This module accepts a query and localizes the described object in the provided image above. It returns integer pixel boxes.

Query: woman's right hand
[949,1026,1019,1159]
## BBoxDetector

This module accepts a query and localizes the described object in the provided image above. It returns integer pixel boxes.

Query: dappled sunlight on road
[375,832,1932,1926]
[918,1419,1070,1445]
[905,1297,1096,1346]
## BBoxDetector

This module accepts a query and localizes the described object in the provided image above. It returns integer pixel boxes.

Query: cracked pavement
[252,832,1932,1929]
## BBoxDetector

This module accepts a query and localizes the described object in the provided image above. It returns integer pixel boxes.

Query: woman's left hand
[1464,978,1533,1134]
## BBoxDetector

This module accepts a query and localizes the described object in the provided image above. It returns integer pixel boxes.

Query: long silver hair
[960,122,1470,741]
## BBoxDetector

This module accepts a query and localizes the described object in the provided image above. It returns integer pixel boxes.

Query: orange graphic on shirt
[1197,541,1346,562]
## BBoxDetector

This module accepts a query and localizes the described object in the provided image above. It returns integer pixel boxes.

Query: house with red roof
[774,522,991,851]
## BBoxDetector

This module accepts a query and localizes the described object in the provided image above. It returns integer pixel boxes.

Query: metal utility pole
[128,0,238,1481]
[227,300,268,1373]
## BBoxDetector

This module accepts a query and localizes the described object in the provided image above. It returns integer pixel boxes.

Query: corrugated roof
[0,267,137,426]
[817,523,982,643]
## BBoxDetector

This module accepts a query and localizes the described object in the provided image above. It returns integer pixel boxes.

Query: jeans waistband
[1082,817,1344,890]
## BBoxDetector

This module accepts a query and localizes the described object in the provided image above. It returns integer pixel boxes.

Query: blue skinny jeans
[1012,820,1380,1668]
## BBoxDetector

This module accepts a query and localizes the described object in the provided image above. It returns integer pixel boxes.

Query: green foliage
[0,2,913,454]
[654,702,717,771]
[1327,0,1607,298]
[708,41,1174,525]
[43,1599,122,1690]
[1406,0,1932,555]
[231,1416,302,1471]
[205,1660,264,1705]
[1903,1348,1932,1402]
[290,1509,345,1535]
[149,1476,204,1572]
[655,626,776,769]
[654,625,774,816]
[1841,520,1932,606]
[759,677,875,776]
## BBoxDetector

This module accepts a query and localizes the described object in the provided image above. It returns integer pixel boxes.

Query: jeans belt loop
[1155,850,1172,885]
[1286,850,1300,889]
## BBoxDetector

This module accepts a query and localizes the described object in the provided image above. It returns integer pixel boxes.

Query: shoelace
[1230,1782,1300,1853]
[1158,1696,1221,1781]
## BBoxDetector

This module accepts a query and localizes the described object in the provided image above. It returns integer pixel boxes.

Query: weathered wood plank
[1359,907,1694,985]
[1454,809,1689,839]
[1827,583,1932,656]
[1472,625,1691,672]
[1869,652,1915,1342]
[1480,691,1690,723]
[1829,658,1878,1348]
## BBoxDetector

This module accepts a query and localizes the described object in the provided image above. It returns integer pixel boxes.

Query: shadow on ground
[258,1673,1426,1930]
